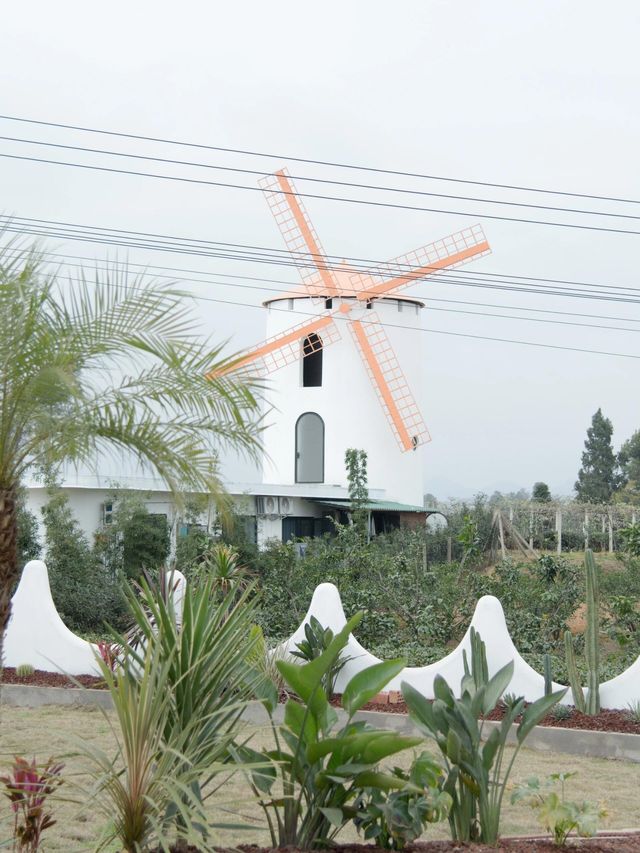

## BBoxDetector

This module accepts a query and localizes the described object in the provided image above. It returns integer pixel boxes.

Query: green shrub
[512,772,606,846]
[240,613,443,848]
[41,490,126,631]
[402,628,566,845]
[15,663,34,677]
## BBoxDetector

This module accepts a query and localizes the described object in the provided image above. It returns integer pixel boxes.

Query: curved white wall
[262,297,426,506]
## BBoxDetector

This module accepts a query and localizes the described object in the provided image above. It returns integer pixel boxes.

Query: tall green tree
[345,448,369,539]
[0,236,263,656]
[574,409,620,503]
[532,482,552,503]
[617,429,640,503]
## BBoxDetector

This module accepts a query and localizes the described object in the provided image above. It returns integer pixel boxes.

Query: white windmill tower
[211,170,490,507]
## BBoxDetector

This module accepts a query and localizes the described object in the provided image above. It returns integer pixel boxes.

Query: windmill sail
[207,314,341,378]
[259,169,341,301]
[349,313,431,452]
[348,225,490,300]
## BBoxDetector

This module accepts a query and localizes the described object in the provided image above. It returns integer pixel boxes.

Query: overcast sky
[2,1,640,499]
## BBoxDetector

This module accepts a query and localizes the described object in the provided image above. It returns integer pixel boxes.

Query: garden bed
[330,696,640,735]
[3,669,640,736]
[1,666,105,689]
[161,835,640,852]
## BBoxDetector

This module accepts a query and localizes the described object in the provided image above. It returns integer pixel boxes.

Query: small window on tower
[325,298,333,309]
[302,333,323,387]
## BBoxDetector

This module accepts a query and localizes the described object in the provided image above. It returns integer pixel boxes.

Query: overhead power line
[4,243,640,344]
[4,214,640,306]
[2,134,640,224]
[2,113,639,207]
[4,151,640,237]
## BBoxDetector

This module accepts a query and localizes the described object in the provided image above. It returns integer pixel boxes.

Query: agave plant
[191,543,250,594]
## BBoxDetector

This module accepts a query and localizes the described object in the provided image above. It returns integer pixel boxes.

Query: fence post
[447,536,452,564]
[556,509,562,554]
[529,510,534,550]
[584,510,589,550]
[608,511,614,553]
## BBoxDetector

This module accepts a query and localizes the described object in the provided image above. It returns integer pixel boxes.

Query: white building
[25,290,428,549]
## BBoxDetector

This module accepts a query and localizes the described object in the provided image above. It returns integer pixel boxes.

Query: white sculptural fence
[4,560,185,676]
[4,561,640,710]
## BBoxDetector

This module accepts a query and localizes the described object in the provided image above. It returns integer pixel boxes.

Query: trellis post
[555,508,562,554]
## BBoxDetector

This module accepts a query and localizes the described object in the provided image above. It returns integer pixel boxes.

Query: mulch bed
[330,696,640,735]
[161,835,640,852]
[1,667,106,690]
[3,670,640,736]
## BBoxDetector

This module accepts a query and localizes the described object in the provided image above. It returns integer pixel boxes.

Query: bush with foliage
[402,629,566,844]
[41,490,126,631]
[1,756,64,853]
[511,772,606,846]
[240,613,447,848]
[93,489,170,581]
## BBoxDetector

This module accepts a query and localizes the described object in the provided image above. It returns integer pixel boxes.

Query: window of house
[302,333,323,387]
[295,412,324,483]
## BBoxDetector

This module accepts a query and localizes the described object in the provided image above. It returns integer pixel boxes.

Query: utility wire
[17,245,640,324]
[7,222,640,308]
[4,214,640,303]
[2,113,639,206]
[5,242,640,341]
[2,134,640,223]
[4,151,640,237]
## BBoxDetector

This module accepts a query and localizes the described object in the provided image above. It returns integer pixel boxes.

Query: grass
[1,705,639,851]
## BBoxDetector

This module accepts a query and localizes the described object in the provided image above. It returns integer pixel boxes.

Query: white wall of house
[261,295,426,506]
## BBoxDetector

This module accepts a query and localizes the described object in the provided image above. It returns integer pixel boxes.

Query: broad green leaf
[446,728,462,764]
[481,727,500,770]
[517,689,568,743]
[362,733,422,763]
[433,674,454,706]
[353,770,413,791]
[277,613,362,725]
[402,681,437,736]
[341,658,406,717]
[481,661,514,715]
[284,698,317,745]
[320,807,344,827]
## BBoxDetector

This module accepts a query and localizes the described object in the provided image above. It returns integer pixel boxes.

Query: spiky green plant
[15,663,34,677]
[563,549,601,714]
[543,653,553,697]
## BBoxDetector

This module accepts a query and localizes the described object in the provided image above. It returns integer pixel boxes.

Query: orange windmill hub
[209,168,491,452]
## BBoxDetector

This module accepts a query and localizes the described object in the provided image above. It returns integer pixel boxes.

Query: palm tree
[0,236,263,655]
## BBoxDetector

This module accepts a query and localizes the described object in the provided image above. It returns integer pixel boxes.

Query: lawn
[2,705,639,851]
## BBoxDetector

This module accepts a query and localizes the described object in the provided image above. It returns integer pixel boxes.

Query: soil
[1,666,106,689]
[161,835,640,852]
[330,696,640,736]
[3,670,640,736]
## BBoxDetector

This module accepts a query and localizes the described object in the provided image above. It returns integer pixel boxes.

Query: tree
[617,430,640,503]
[94,489,170,580]
[345,448,369,539]
[532,482,552,503]
[0,236,263,656]
[16,489,41,571]
[574,409,620,503]
[41,488,125,630]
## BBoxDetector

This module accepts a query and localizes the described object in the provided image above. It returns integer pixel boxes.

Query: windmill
[209,168,491,454]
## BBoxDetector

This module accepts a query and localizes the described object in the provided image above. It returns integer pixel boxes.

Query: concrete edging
[4,686,639,763]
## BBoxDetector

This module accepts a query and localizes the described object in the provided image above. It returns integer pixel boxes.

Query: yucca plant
[191,543,250,595]
[117,575,262,838]
[82,642,212,852]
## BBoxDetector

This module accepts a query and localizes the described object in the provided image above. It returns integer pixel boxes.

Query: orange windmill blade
[206,313,342,378]
[348,224,491,300]
[350,312,431,452]
[258,168,341,302]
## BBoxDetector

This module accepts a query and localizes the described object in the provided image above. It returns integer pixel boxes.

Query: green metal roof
[310,498,427,513]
